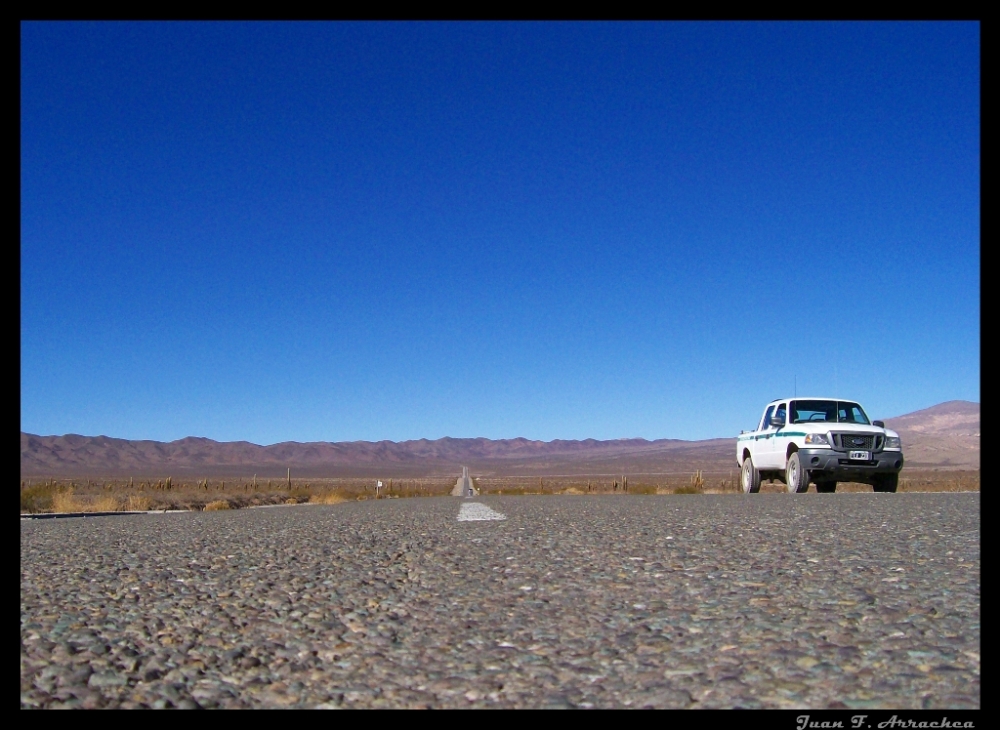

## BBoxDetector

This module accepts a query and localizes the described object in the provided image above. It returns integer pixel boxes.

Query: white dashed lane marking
[457,502,507,522]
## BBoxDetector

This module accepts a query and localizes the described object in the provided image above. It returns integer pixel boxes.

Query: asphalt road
[21,493,979,709]
[450,466,475,497]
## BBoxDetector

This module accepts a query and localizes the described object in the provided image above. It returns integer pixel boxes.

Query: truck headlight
[884,436,901,449]
[804,433,829,445]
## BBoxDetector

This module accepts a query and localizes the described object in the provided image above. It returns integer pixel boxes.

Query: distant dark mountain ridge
[21,400,978,477]
[20,432,733,477]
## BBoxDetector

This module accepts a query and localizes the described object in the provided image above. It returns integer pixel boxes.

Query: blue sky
[21,22,979,444]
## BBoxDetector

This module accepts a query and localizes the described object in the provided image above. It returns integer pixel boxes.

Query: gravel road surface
[21,494,979,709]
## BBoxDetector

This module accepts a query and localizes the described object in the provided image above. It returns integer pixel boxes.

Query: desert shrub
[20,483,57,513]
[204,500,231,511]
[673,485,701,495]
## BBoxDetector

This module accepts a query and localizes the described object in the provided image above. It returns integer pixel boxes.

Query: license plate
[849,450,870,461]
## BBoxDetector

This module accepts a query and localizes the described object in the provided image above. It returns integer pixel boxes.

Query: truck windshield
[790,400,870,425]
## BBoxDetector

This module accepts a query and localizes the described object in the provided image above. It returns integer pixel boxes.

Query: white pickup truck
[736,398,904,493]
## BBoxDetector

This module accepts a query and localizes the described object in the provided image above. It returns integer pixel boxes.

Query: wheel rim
[788,459,799,492]
[742,461,751,492]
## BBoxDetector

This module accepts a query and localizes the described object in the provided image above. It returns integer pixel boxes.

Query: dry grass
[477,472,729,495]
[309,491,349,505]
[89,495,121,512]
[18,468,979,515]
[125,494,151,511]
[667,472,706,494]
[48,489,123,513]
[19,476,453,513]
[51,488,80,513]
[203,500,231,511]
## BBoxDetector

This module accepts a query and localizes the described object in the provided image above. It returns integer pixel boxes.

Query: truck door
[756,405,778,468]
[768,401,789,469]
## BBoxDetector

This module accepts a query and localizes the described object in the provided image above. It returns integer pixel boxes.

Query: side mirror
[873,420,884,428]
[770,414,786,428]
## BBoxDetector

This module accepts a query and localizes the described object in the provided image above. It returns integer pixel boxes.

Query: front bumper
[798,448,904,480]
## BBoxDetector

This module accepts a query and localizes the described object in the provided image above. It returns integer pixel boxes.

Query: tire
[741,456,761,494]
[873,473,899,493]
[815,480,837,494]
[786,452,809,493]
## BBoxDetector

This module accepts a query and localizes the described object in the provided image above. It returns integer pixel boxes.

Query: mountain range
[20,400,978,478]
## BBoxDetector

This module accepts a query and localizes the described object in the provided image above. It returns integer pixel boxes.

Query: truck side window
[775,403,787,426]
[760,406,775,430]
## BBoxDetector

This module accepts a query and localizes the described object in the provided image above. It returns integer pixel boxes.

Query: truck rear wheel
[741,457,761,494]
[786,452,809,493]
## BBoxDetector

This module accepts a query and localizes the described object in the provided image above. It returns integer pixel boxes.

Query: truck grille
[833,434,881,450]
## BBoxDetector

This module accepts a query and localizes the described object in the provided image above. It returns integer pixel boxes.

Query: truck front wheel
[786,452,810,493]
[741,457,761,494]
[873,474,899,493]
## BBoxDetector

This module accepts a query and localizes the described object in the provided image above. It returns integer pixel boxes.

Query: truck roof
[766,397,860,404]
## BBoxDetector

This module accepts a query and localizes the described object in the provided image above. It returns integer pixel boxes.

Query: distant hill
[883,400,979,469]
[20,400,978,478]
